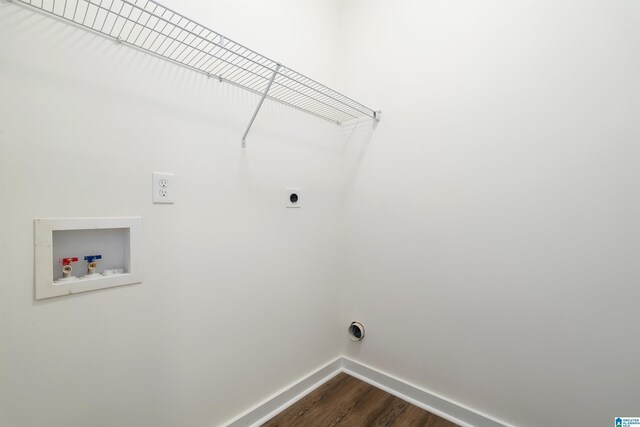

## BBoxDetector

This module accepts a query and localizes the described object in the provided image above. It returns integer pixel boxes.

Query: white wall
[3,1,640,427]
[0,1,343,426]
[338,1,640,427]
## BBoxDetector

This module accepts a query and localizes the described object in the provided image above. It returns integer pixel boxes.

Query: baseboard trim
[341,357,511,427]
[224,357,343,427]
[224,356,511,427]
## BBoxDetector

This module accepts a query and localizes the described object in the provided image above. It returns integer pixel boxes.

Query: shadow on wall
[1,1,282,134]
[2,0,365,156]
[338,116,379,199]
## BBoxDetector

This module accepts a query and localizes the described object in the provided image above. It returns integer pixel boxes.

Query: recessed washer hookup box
[34,217,142,300]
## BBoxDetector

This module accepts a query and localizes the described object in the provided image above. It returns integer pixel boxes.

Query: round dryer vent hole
[348,321,365,341]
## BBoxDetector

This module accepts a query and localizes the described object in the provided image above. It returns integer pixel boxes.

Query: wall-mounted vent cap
[348,321,365,341]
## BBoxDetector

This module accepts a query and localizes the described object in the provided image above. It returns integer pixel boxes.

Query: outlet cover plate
[286,188,301,208]
[153,172,174,204]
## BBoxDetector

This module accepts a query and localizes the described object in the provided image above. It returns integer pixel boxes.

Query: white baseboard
[224,357,343,427]
[224,356,511,427]
[341,357,512,427]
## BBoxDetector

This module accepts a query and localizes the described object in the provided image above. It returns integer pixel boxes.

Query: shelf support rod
[241,63,282,148]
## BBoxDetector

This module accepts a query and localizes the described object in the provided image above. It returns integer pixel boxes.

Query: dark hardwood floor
[262,372,459,427]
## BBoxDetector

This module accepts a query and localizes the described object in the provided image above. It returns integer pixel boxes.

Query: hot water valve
[57,257,79,282]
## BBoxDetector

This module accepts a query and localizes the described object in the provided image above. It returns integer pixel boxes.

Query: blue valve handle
[84,255,102,263]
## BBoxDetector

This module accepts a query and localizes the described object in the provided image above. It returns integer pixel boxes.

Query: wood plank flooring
[262,372,458,427]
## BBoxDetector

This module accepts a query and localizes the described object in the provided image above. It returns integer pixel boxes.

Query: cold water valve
[82,254,102,279]
[57,257,79,282]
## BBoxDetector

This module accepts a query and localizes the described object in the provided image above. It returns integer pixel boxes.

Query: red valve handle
[60,257,79,266]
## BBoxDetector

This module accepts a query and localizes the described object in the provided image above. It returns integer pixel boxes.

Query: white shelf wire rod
[14,0,379,128]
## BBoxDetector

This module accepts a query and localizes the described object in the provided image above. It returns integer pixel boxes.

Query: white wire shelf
[14,0,380,143]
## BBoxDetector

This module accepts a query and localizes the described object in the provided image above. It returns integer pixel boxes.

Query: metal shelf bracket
[241,63,282,148]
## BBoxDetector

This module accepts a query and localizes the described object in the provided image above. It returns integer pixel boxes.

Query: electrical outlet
[286,188,301,208]
[153,172,174,204]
